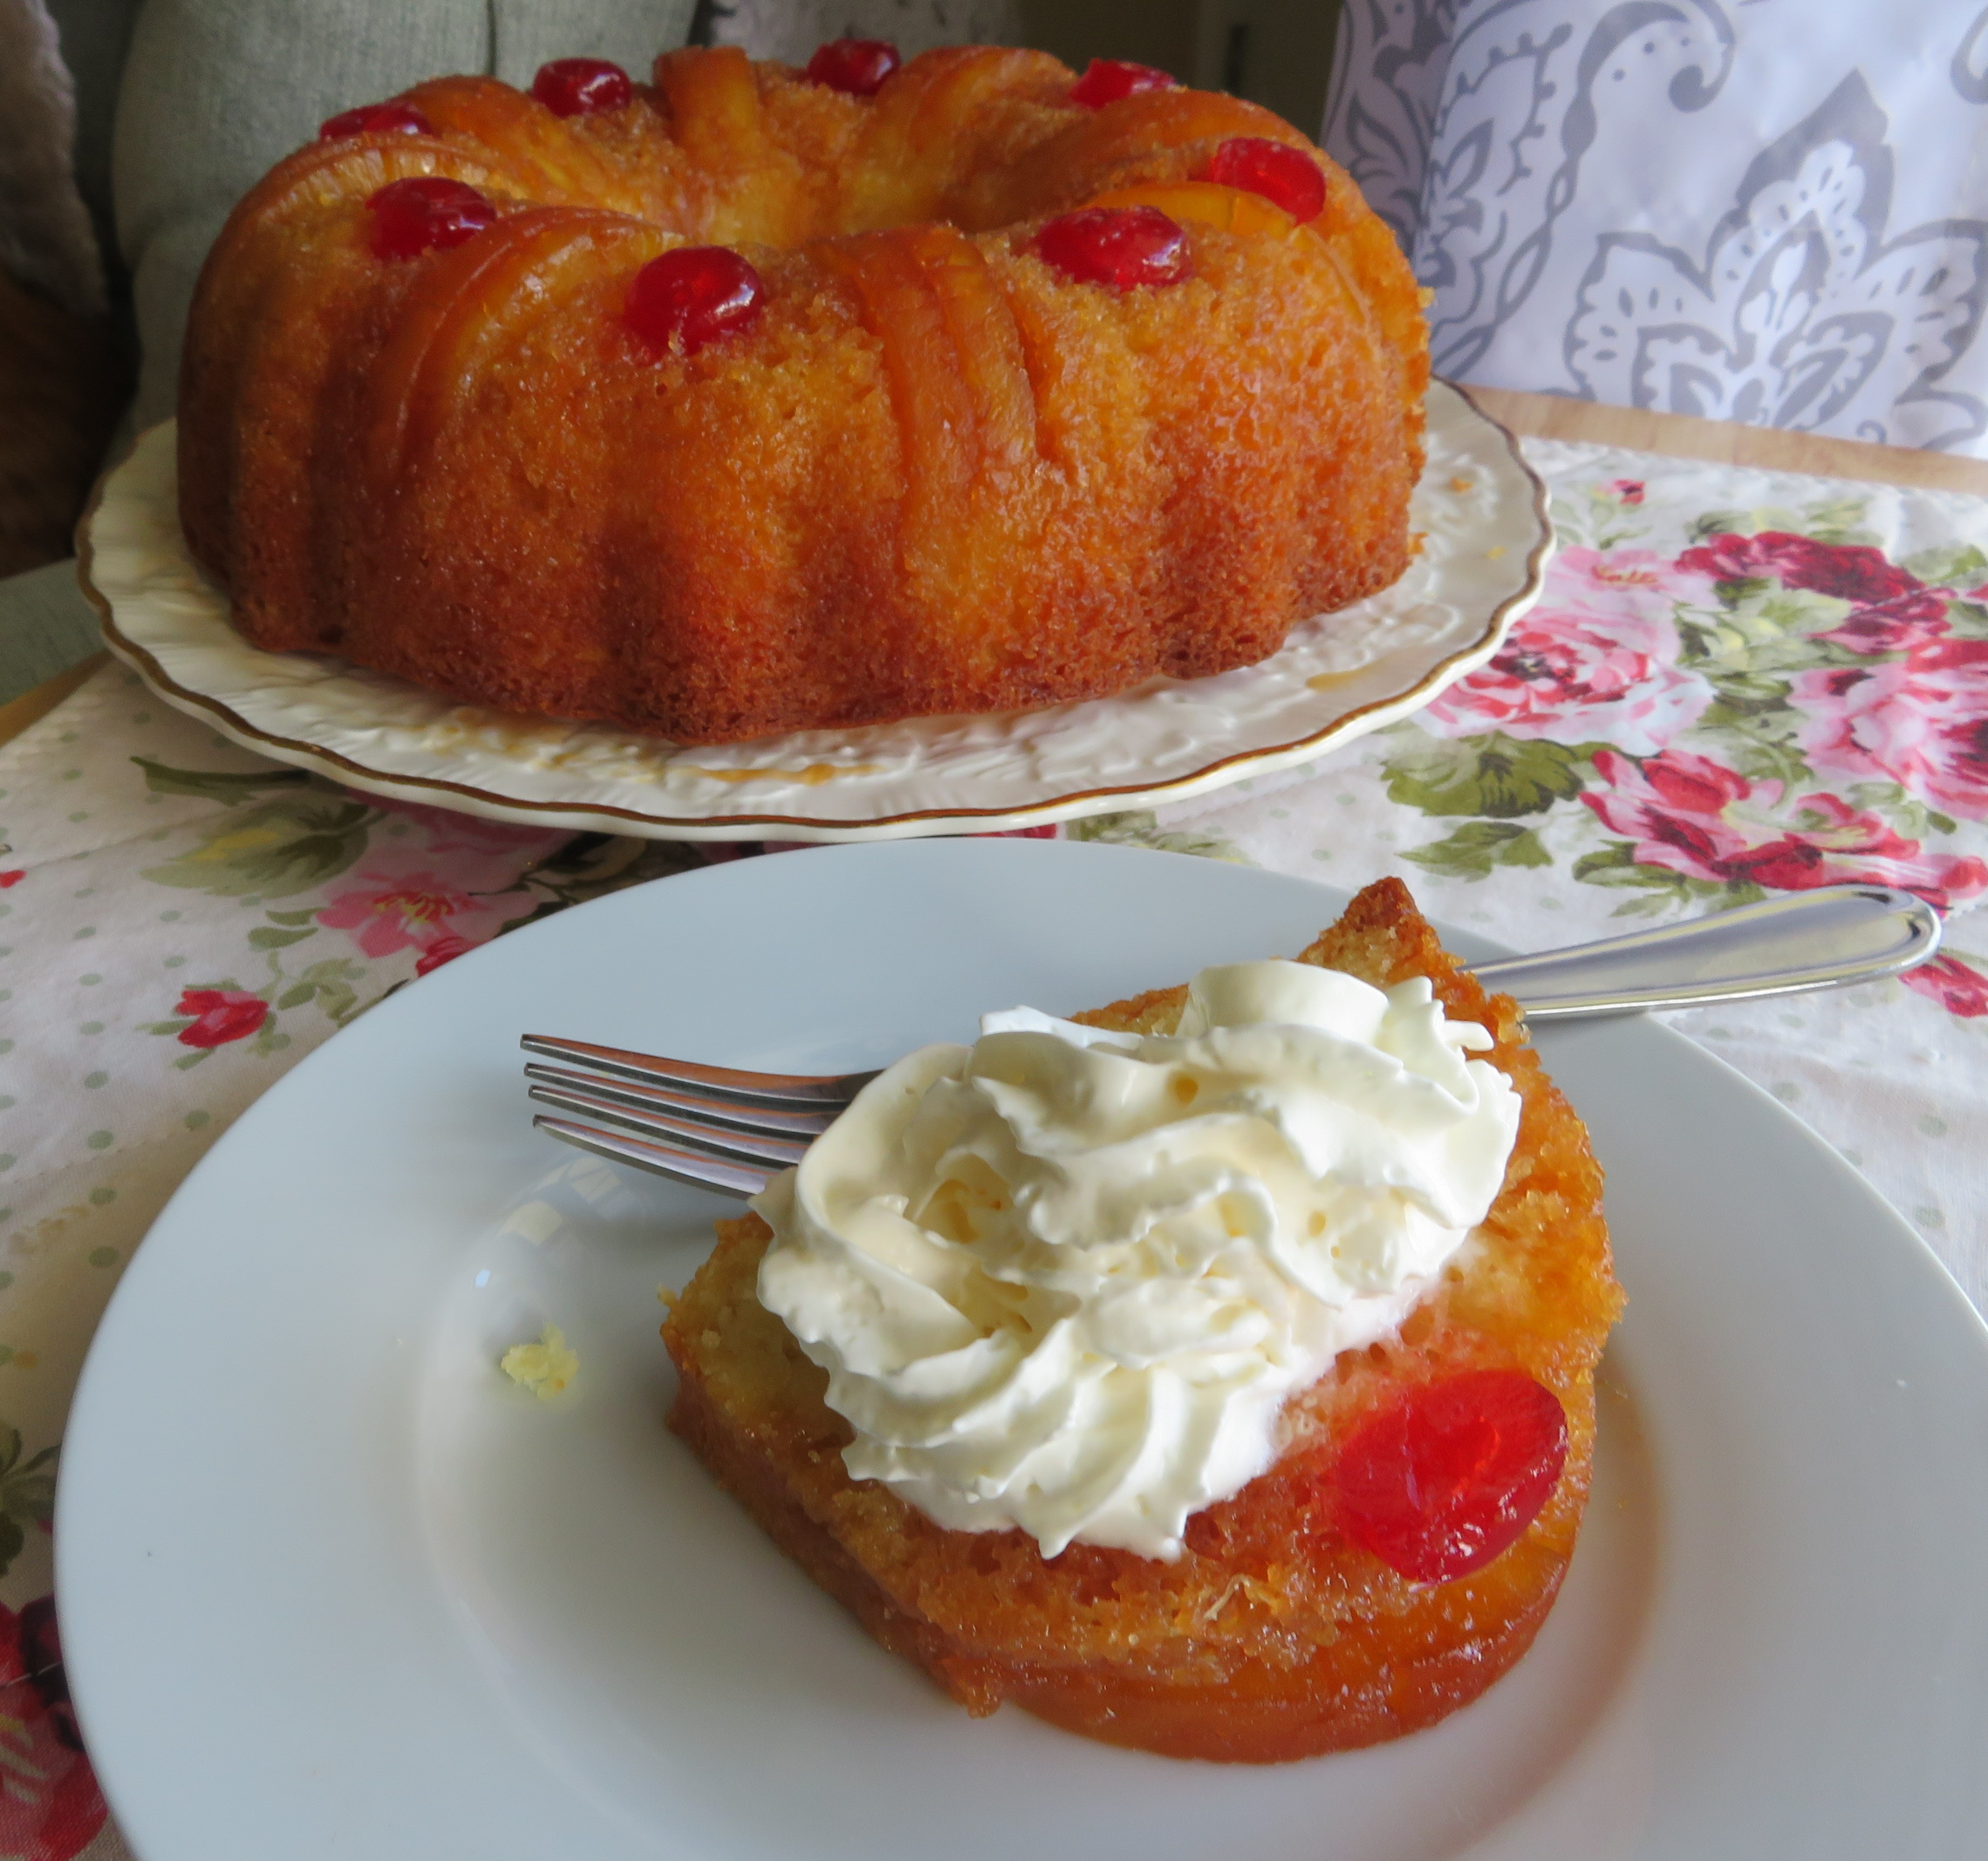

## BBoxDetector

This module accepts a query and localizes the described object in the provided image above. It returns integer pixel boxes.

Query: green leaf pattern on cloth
[1405,820,1554,880]
[138,792,379,899]
[1381,734,1603,818]
[0,1424,57,1581]
[1062,810,1249,862]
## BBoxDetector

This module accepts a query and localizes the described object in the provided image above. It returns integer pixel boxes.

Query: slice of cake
[662,878,1622,1762]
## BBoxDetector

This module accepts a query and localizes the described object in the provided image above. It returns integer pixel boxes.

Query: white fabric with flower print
[1428,516,1718,758]
[1404,471,1988,916]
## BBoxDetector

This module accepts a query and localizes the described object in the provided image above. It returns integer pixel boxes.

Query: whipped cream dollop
[753,960,1520,1560]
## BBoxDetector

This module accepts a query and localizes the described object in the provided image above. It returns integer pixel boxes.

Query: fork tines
[522,1033,874,1198]
[529,1115,778,1198]
[520,1034,875,1108]
[524,1077,812,1168]
[523,1064,836,1143]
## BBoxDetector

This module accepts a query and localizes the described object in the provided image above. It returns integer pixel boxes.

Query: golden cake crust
[661,878,1623,1761]
[178,46,1427,745]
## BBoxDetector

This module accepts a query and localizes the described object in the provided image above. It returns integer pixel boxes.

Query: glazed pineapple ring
[180,43,1429,746]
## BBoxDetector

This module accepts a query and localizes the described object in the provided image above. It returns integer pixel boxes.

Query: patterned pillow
[1323,0,1988,456]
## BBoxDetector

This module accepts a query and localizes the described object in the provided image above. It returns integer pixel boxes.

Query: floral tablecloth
[0,433,1983,1858]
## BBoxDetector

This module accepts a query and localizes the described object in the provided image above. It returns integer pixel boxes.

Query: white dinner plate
[59,841,1988,1860]
[80,383,1548,840]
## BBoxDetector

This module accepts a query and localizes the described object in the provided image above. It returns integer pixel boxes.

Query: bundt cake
[662,880,1623,1761]
[179,43,1429,746]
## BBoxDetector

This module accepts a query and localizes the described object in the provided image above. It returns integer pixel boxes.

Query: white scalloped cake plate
[58,841,1988,1861]
[80,381,1548,841]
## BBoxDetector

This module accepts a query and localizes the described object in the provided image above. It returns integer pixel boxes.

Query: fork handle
[1474,883,1941,1018]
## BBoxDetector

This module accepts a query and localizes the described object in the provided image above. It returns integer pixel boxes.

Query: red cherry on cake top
[1035,206,1190,290]
[319,100,433,141]
[626,247,765,357]
[531,57,632,117]
[365,178,496,260]
[805,38,901,96]
[1207,136,1327,223]
[1069,59,1177,108]
[1331,1369,1569,1585]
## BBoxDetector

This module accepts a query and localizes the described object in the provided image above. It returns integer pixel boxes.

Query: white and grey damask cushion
[1324,0,1988,455]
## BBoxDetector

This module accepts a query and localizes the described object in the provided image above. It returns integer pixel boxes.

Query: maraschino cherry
[1069,59,1177,108]
[1207,136,1326,223]
[1035,206,1189,290]
[531,58,632,117]
[626,247,765,357]
[1332,1369,1568,1584]
[365,178,496,260]
[805,38,901,96]
[319,100,433,141]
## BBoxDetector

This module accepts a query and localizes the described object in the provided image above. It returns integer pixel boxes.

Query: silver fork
[524,882,1941,1198]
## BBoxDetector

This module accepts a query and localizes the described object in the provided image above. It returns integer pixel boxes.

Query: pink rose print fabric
[119,790,594,1072]
[1796,641,1988,819]
[317,869,508,963]
[1424,546,1715,755]
[172,987,269,1049]
[0,1597,105,1861]
[1582,749,1988,905]
[1902,955,1988,1017]
[1363,480,1988,1019]
[1675,529,1927,603]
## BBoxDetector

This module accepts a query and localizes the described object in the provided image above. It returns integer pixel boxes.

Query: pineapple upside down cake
[179,41,1428,745]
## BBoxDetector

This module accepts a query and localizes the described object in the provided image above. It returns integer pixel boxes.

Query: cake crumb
[501,1324,577,1399]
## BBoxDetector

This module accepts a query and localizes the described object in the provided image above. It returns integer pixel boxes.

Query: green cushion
[0,559,104,705]
[112,0,696,431]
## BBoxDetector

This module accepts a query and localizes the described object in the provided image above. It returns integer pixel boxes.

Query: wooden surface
[6,393,1985,754]
[0,650,106,750]
[1462,383,1988,497]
